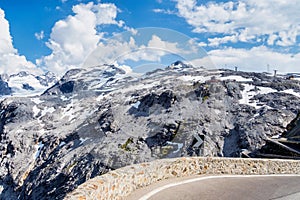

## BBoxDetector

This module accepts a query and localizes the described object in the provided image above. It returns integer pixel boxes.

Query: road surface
[126,175,300,200]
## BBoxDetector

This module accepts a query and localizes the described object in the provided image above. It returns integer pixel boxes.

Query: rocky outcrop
[251,110,300,159]
[0,64,300,199]
[284,111,300,140]
[0,77,11,96]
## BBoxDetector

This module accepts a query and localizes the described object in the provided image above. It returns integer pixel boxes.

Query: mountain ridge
[0,71,57,98]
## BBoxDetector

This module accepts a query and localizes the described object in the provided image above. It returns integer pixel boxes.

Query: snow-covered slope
[0,71,57,98]
[44,64,139,96]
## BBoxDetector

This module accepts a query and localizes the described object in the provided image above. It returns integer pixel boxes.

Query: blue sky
[0,0,299,75]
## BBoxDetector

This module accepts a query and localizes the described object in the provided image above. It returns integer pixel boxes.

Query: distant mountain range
[0,62,300,199]
[0,71,57,98]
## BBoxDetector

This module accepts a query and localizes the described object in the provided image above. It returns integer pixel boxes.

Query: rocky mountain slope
[0,63,300,199]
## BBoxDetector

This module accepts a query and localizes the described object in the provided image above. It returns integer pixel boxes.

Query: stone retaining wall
[65,157,300,200]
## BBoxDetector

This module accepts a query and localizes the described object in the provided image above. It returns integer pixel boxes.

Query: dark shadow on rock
[222,127,241,157]
[59,81,75,94]
[145,122,181,149]
[128,91,177,117]
[0,77,12,96]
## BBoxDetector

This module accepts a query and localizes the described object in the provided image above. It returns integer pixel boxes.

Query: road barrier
[65,157,300,200]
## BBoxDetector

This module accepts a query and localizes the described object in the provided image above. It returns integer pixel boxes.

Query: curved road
[126,175,300,200]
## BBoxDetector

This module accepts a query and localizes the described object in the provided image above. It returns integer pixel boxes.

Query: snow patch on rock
[31,98,44,104]
[220,75,253,82]
[239,84,277,109]
[282,89,300,98]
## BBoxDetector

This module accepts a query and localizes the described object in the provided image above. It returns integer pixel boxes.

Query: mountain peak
[167,60,194,70]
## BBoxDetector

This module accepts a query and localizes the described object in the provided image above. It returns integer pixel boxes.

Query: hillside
[0,63,300,199]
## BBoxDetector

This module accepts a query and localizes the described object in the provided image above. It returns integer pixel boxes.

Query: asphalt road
[126,175,300,200]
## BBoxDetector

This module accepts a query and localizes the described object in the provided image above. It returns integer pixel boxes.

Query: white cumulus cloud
[175,0,300,47]
[37,2,126,76]
[0,9,14,54]
[172,0,300,72]
[0,8,42,75]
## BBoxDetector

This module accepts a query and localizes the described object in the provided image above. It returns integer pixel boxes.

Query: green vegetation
[120,137,134,151]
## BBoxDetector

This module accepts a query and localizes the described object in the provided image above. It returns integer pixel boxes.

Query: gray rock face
[0,65,300,199]
[0,78,11,96]
[285,112,300,140]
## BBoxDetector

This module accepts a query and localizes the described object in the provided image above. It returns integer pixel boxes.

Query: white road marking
[138,174,300,200]
[193,133,203,148]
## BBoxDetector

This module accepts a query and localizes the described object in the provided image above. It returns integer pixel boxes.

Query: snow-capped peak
[167,60,194,70]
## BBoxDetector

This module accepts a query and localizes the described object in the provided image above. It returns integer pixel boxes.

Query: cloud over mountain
[171,0,300,72]
[209,46,300,73]
[175,0,300,47]
[0,9,42,75]
[37,2,126,75]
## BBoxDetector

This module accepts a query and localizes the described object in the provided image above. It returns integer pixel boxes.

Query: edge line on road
[138,174,300,200]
